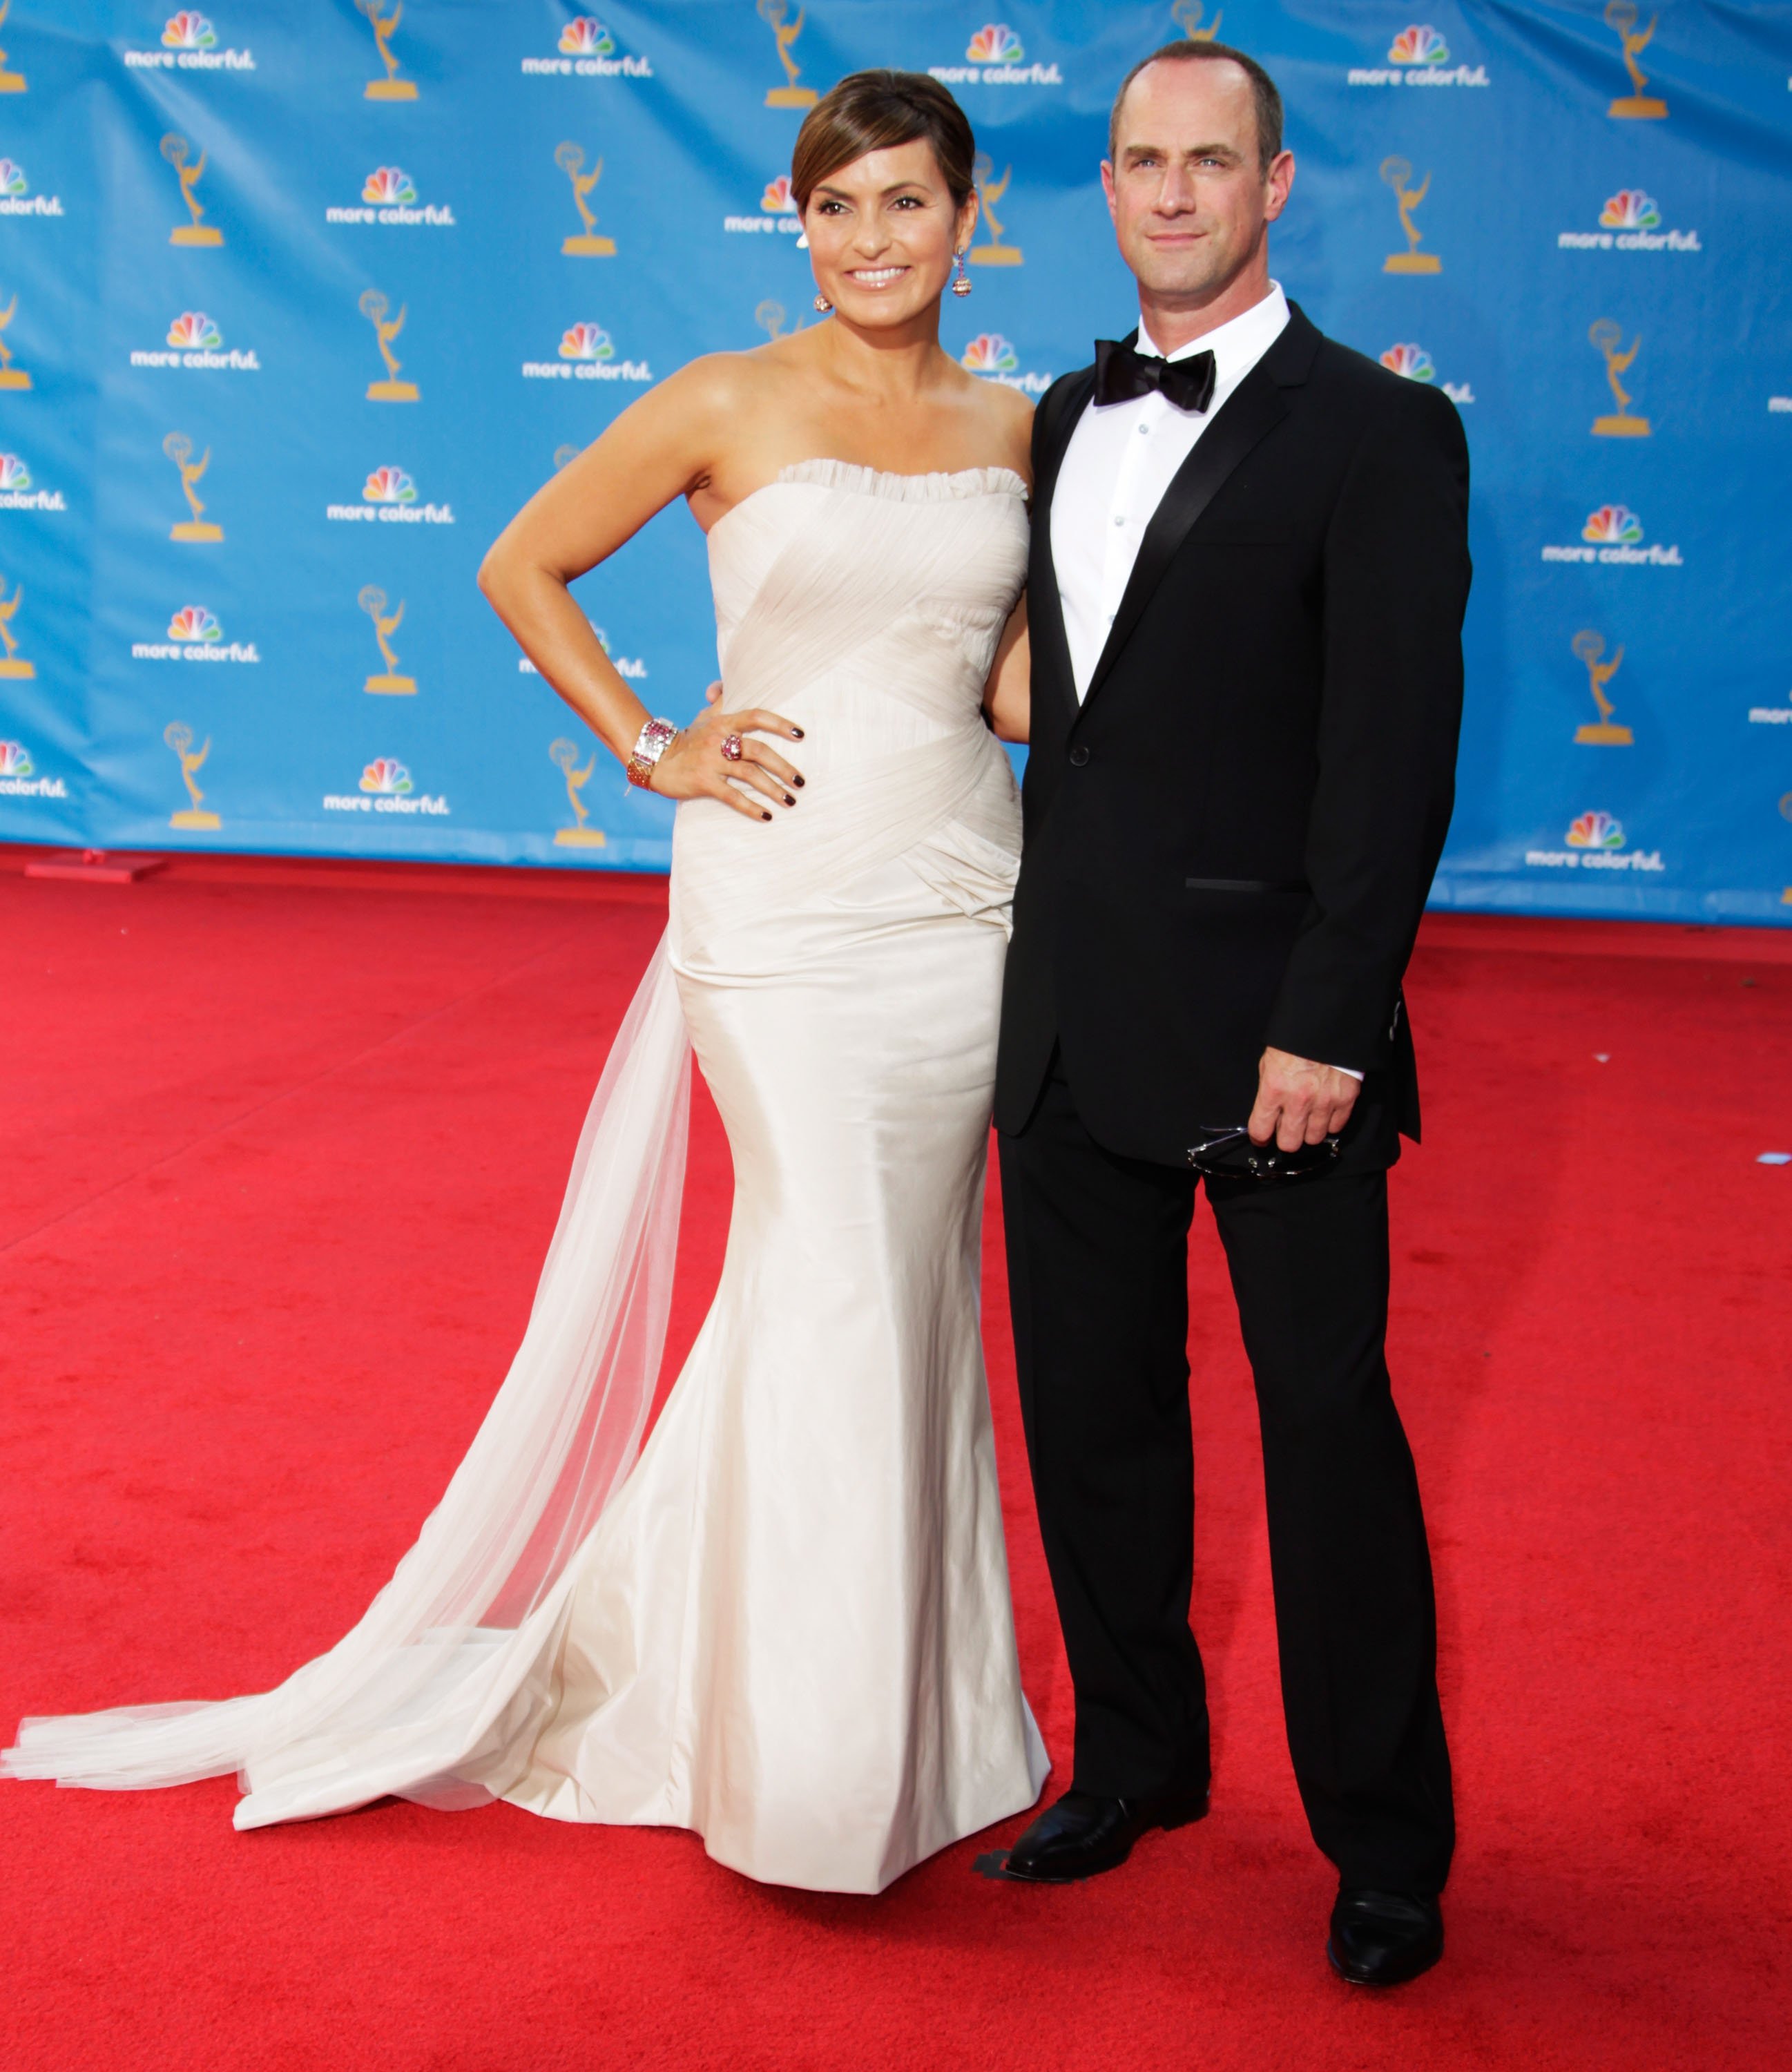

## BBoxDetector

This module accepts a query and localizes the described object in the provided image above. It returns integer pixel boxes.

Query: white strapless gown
[4,461,1049,1894]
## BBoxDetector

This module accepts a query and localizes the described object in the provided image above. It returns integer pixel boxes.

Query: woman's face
[802,139,976,328]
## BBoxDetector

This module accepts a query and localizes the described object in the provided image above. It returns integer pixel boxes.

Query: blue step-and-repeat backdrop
[0,1,1788,919]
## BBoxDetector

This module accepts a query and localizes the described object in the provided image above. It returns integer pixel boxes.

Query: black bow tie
[1092,337,1217,413]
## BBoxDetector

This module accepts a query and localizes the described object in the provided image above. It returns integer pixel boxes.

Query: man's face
[1102,59,1293,301]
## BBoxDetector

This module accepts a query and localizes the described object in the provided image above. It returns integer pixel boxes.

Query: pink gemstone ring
[720,733,744,762]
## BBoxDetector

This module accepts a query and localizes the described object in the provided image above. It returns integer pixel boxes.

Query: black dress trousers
[999,1060,1454,1896]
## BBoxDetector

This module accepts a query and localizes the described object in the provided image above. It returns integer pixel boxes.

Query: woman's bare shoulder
[969,369,1036,485]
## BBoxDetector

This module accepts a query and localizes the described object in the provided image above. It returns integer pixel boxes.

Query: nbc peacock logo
[168,311,221,349]
[131,602,260,662]
[131,310,260,371]
[560,19,613,56]
[1380,340,1474,404]
[323,754,450,816]
[0,156,62,218]
[559,322,615,362]
[523,322,651,383]
[164,12,215,48]
[327,166,454,227]
[1557,186,1699,253]
[327,464,454,526]
[931,19,1061,86]
[1601,189,1659,229]
[522,12,650,77]
[122,12,255,73]
[0,450,63,510]
[1543,501,1682,567]
[967,24,1023,62]
[725,173,805,236]
[0,737,65,798]
[1583,503,1643,544]
[1389,24,1448,64]
[1567,809,1625,850]
[962,333,1019,374]
[364,465,415,503]
[1350,21,1487,86]
[1526,807,1663,873]
[168,604,221,642]
[1380,343,1434,381]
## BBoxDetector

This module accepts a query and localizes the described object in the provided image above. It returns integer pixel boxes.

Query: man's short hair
[1108,40,1285,173]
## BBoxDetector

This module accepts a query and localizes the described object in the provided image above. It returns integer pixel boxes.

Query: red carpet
[1,852,1787,2070]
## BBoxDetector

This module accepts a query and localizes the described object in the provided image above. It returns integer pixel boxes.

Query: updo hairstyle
[789,69,976,213]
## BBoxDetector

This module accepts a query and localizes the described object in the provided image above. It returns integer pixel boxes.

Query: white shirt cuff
[1333,1066,1364,1082]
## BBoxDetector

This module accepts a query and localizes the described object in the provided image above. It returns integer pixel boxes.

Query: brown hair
[791,69,976,213]
[1108,40,1284,171]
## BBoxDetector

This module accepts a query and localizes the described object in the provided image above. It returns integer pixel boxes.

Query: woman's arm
[477,358,803,820]
[983,592,1030,742]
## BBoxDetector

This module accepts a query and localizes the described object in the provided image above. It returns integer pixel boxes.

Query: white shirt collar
[1137,280,1289,381]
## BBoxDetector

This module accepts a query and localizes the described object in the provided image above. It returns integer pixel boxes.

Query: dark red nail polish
[784,794,795,806]
[791,727,805,738]
[762,810,772,821]
[793,776,805,787]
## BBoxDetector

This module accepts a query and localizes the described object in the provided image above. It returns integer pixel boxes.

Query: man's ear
[1262,149,1295,225]
[1099,158,1118,224]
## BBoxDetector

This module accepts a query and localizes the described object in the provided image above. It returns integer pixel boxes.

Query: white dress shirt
[1046,284,1360,1084]
[1050,282,1290,703]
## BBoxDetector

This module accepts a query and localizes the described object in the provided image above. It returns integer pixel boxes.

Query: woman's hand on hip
[651,686,806,820]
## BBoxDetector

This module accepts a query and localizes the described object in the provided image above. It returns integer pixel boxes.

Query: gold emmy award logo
[360,287,418,401]
[358,585,416,694]
[1606,0,1667,119]
[162,134,223,247]
[553,443,580,471]
[550,737,606,847]
[1589,318,1650,436]
[358,0,418,100]
[759,0,818,108]
[1572,630,1633,745]
[970,154,1023,267]
[0,573,33,678]
[0,292,30,389]
[0,1,26,93]
[164,720,221,829]
[555,142,615,256]
[755,298,806,341]
[1170,1,1223,39]
[164,432,223,542]
[1382,157,1441,274]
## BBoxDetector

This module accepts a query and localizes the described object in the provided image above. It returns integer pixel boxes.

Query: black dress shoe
[1002,1785,1208,1883]
[1327,1888,1443,1985]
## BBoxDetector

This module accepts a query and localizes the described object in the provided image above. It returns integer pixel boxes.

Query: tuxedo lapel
[1079,309,1318,709]
[1029,367,1095,727]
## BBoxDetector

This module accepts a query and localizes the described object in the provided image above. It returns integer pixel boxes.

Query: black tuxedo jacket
[994,305,1470,1165]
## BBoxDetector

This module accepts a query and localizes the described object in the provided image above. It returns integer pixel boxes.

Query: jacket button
[1068,745,1090,767]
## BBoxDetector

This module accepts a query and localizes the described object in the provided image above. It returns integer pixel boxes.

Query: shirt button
[1068,745,1090,767]
[1137,423,1150,435]
[1112,512,1125,526]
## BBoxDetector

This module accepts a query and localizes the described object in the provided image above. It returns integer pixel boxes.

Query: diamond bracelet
[625,716,678,790]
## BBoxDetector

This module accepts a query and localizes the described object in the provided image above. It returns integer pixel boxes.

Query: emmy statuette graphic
[555,143,615,256]
[1381,158,1441,274]
[1606,0,1667,119]
[0,574,33,678]
[1572,631,1633,745]
[550,738,606,848]
[162,135,223,247]
[358,0,418,100]
[359,586,416,695]
[553,444,580,471]
[164,432,223,542]
[760,0,818,108]
[164,722,221,829]
[1170,1,1223,39]
[360,288,419,401]
[0,293,30,388]
[970,155,1022,267]
[756,299,805,342]
[0,1,26,92]
[1589,318,1650,436]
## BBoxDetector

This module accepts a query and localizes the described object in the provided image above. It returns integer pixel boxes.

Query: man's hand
[1248,1046,1360,1151]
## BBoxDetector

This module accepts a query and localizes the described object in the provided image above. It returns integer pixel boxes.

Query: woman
[5,73,1041,1895]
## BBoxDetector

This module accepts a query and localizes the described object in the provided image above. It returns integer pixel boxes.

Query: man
[995,40,1468,1987]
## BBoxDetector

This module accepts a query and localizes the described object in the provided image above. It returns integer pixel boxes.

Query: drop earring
[813,290,833,313]
[950,249,972,298]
